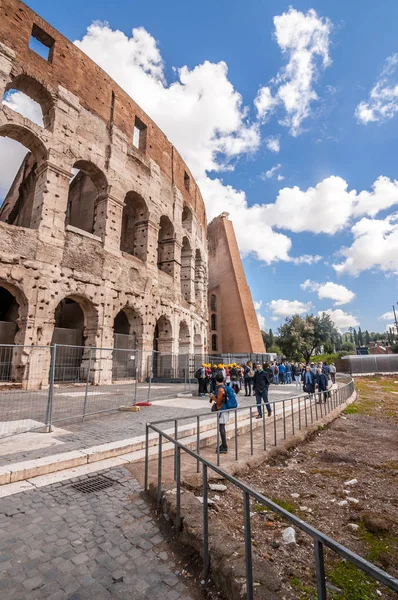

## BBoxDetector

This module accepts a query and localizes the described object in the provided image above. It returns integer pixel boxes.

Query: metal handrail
[144,380,398,599]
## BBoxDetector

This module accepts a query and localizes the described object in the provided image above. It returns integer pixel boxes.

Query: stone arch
[180,236,193,303]
[178,320,190,354]
[120,191,149,261]
[152,314,174,378]
[0,124,48,228]
[0,282,28,382]
[182,205,193,231]
[66,160,108,236]
[157,215,175,275]
[4,74,56,130]
[112,306,144,380]
[51,295,98,382]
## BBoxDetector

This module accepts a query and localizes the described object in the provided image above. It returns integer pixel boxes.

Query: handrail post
[216,412,220,466]
[283,400,286,439]
[249,407,253,455]
[243,490,254,600]
[82,347,92,421]
[235,409,238,461]
[174,419,178,481]
[157,434,162,507]
[144,424,149,491]
[298,396,301,430]
[273,408,277,446]
[175,446,181,536]
[262,410,266,450]
[291,397,295,434]
[314,540,327,600]
[203,464,210,578]
[197,415,200,473]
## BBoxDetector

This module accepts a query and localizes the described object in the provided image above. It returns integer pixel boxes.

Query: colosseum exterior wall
[0,0,208,387]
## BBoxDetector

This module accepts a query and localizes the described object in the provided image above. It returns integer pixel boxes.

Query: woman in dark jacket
[302,365,315,397]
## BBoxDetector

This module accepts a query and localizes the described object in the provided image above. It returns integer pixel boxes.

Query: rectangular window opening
[29,24,55,62]
[133,116,147,152]
[184,171,190,192]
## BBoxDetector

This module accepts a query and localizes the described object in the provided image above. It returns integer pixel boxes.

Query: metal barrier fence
[145,380,398,599]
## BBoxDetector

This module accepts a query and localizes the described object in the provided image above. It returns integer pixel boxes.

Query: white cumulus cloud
[318,309,360,331]
[265,175,398,235]
[301,279,355,305]
[355,54,398,124]
[265,136,280,153]
[379,311,395,320]
[333,215,398,276]
[270,299,313,320]
[256,8,332,135]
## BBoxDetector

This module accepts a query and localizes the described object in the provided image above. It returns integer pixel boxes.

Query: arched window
[210,294,217,312]
[211,334,218,352]
[0,125,47,229]
[182,205,193,231]
[120,191,149,260]
[211,314,217,331]
[3,74,55,130]
[66,160,107,236]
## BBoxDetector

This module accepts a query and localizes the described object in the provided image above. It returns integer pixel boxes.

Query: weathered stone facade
[0,0,208,387]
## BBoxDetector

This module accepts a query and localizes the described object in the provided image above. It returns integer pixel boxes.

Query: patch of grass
[317,424,326,431]
[269,497,296,514]
[327,560,377,600]
[290,576,317,598]
[358,523,396,564]
[344,405,358,414]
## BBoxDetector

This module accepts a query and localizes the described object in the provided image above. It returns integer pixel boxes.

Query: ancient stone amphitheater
[0,0,208,387]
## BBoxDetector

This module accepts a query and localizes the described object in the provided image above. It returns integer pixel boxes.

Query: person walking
[293,362,302,388]
[302,365,315,398]
[272,362,279,385]
[253,363,272,419]
[286,361,292,384]
[209,372,229,454]
[279,362,286,384]
[322,362,331,381]
[329,362,336,384]
[243,361,253,396]
[315,367,328,403]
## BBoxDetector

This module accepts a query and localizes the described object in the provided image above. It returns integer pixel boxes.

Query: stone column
[34,161,71,242]
[95,193,124,251]
[0,42,15,97]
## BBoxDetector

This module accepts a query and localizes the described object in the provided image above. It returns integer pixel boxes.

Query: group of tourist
[197,359,336,456]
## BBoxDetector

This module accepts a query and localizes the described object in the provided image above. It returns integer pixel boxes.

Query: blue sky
[15,1,398,333]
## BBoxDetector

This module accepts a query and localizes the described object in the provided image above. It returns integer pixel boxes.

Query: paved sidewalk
[0,384,305,468]
[0,465,195,600]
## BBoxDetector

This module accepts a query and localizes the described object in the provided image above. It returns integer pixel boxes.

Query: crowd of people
[197,359,336,456]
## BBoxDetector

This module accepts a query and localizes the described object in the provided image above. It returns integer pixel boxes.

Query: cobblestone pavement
[0,384,304,467]
[0,466,196,600]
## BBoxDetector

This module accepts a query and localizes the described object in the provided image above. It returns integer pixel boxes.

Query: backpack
[221,385,238,410]
[273,365,279,374]
[195,368,202,379]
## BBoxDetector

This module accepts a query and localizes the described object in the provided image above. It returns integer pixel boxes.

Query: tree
[358,327,363,346]
[268,328,274,348]
[278,313,339,363]
[341,341,355,352]
[365,330,370,346]
[353,329,358,346]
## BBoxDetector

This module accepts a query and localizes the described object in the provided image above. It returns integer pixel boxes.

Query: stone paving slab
[0,465,196,600]
[0,385,303,467]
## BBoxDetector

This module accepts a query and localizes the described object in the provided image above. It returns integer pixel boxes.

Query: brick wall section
[0,0,205,227]
[208,214,265,354]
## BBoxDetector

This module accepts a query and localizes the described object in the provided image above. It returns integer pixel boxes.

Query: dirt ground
[200,376,398,600]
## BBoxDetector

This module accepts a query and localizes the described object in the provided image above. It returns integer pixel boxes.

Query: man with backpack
[272,362,279,385]
[253,363,272,419]
[209,372,238,454]
[243,361,254,396]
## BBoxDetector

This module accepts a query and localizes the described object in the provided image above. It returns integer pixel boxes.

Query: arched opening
[66,160,107,236]
[180,236,193,303]
[210,294,217,312]
[157,216,175,275]
[211,314,217,331]
[120,191,149,261]
[3,74,55,130]
[0,286,19,381]
[152,315,173,378]
[51,298,88,382]
[211,334,218,352]
[178,320,190,378]
[112,307,143,380]
[182,205,193,231]
[0,125,47,229]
